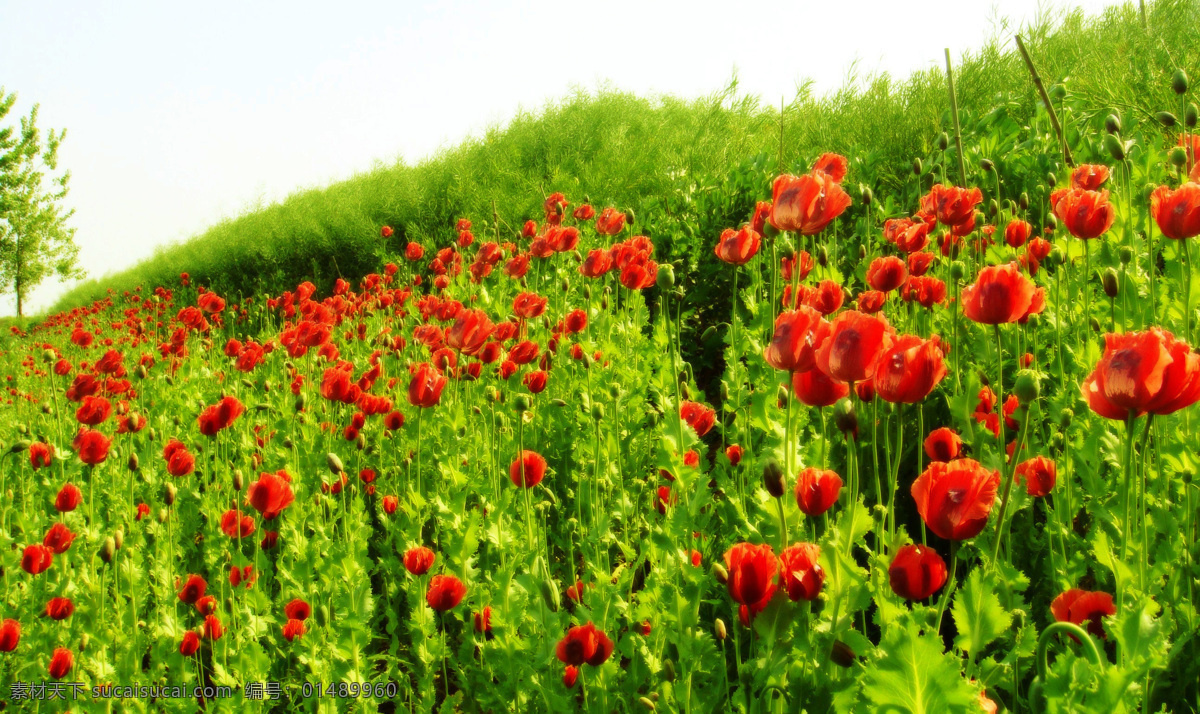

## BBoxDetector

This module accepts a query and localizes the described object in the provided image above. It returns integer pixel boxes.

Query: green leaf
[952,567,1012,655]
[861,622,978,714]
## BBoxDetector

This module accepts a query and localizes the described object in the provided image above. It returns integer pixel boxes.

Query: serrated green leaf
[861,622,978,714]
[952,567,1012,655]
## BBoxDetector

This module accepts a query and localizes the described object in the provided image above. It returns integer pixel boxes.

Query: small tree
[0,89,83,317]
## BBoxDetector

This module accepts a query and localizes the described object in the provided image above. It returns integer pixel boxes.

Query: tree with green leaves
[0,88,83,317]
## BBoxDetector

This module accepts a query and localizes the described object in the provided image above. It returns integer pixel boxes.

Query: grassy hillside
[48,0,1198,318]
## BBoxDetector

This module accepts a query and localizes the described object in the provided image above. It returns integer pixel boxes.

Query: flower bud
[539,578,560,612]
[1119,246,1133,265]
[858,245,867,260]
[817,246,828,267]
[912,158,923,175]
[1170,147,1189,167]
[1103,133,1126,161]
[99,537,116,564]
[295,394,306,412]
[1156,111,1178,128]
[1173,68,1189,95]
[165,483,177,506]
[656,263,675,290]
[762,459,785,498]
[1046,214,1058,231]
[639,697,656,711]
[833,397,857,438]
[1019,192,1029,211]
[513,394,532,413]
[1102,267,1119,298]
[591,403,604,421]
[1090,316,1101,332]
[1047,171,1057,187]
[980,158,994,173]
[1013,370,1040,403]
[712,563,729,584]
[1104,113,1121,134]
[949,261,965,282]
[156,508,168,523]
[232,470,243,491]
[830,640,856,668]
[662,659,676,682]
[938,132,949,150]
[715,618,727,641]
[1186,103,1197,128]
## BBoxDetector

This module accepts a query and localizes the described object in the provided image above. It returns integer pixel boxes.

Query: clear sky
[0,0,1123,316]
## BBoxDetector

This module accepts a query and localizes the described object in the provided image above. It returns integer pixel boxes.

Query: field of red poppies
[2,70,1200,713]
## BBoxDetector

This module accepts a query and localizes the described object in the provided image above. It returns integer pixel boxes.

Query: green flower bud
[1013,370,1040,403]
[591,403,605,421]
[513,394,532,413]
[1119,246,1133,265]
[1019,192,1029,211]
[715,618,727,641]
[1102,267,1119,298]
[833,397,857,437]
[981,158,995,172]
[1156,111,1178,128]
[949,261,966,282]
[1103,133,1126,161]
[763,458,786,498]
[326,453,345,475]
[1186,103,1198,129]
[938,132,950,151]
[713,563,729,584]
[912,157,923,176]
[1172,68,1189,95]
[1169,147,1189,167]
[1104,113,1121,134]
[656,263,675,290]
[99,537,116,564]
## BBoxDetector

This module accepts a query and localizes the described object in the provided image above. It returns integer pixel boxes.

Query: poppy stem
[1139,415,1154,591]
[727,267,739,453]
[1184,237,1193,345]
[933,540,959,634]
[1119,411,1138,572]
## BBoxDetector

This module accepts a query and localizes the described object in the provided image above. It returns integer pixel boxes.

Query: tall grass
[47,0,1200,315]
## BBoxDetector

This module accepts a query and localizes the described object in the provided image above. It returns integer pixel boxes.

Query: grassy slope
[46,0,1199,315]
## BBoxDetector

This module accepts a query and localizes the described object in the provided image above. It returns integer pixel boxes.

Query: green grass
[47,0,1200,315]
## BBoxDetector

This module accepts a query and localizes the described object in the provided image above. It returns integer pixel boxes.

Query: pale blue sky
[1,0,1121,315]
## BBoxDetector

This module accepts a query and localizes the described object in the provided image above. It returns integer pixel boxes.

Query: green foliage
[859,622,981,714]
[953,567,1013,655]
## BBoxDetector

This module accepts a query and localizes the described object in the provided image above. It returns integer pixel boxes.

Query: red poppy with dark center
[769,171,853,235]
[1081,328,1200,419]
[427,574,467,611]
[961,262,1038,325]
[725,444,743,465]
[811,152,848,182]
[888,544,948,600]
[404,546,435,576]
[919,184,983,228]
[1051,188,1115,239]
[924,427,962,462]
[55,483,82,512]
[510,450,547,488]
[30,442,53,469]
[814,310,894,385]
[45,597,74,620]
[1150,183,1200,240]
[73,427,111,465]
[203,615,225,641]
[220,509,256,538]
[680,401,716,437]
[618,258,658,290]
[910,459,1001,540]
[794,468,843,517]
[778,543,825,601]
[763,307,828,373]
[1051,589,1116,639]
[555,622,614,667]
[21,544,53,575]
[1070,164,1110,190]
[246,471,295,520]
[284,599,311,621]
[857,290,888,314]
[178,574,207,604]
[806,279,845,315]
[1004,220,1032,248]
[714,226,762,265]
[283,619,306,642]
[791,366,850,407]
[866,256,908,293]
[724,542,778,617]
[873,335,947,404]
[43,523,75,554]
[1015,456,1056,497]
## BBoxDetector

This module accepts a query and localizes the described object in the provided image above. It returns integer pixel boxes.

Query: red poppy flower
[21,544,52,575]
[473,606,492,634]
[579,249,613,278]
[794,468,843,517]
[780,251,814,282]
[680,401,716,437]
[405,242,425,261]
[45,597,74,620]
[763,307,828,373]
[284,599,311,621]
[778,543,825,601]
[714,226,762,265]
[220,509,256,538]
[228,564,255,588]
[815,310,894,384]
[1014,456,1056,497]
[446,309,494,356]
[0,619,18,652]
[1004,220,1032,248]
[888,544,948,600]
[811,152,849,182]
[961,262,1037,325]
[72,427,111,465]
[555,622,614,667]
[195,596,217,615]
[724,542,778,616]
[404,546,436,576]
[55,483,82,513]
[381,225,394,238]
[1150,183,1200,240]
[163,439,195,477]
[523,370,548,393]
[382,495,399,515]
[178,574,207,604]
[923,427,962,463]
[873,335,947,404]
[512,292,547,320]
[910,459,1001,541]
[1081,328,1200,419]
[246,471,295,520]
[618,258,658,290]
[563,309,587,335]
[197,396,245,436]
[74,395,112,426]
[769,171,853,235]
[48,647,73,679]
[919,184,983,228]
[30,442,53,470]
[283,619,306,642]
[857,290,888,313]
[563,665,579,688]
[866,256,908,293]
[592,207,625,236]
[203,615,225,641]
[791,366,850,407]
[654,485,678,515]
[43,523,75,554]
[901,276,948,309]
[1051,589,1116,639]
[427,574,467,611]
[1051,188,1115,239]
[408,362,448,408]
[725,444,743,466]
[885,215,935,253]
[1069,164,1110,190]
[510,450,547,488]
[179,630,200,656]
